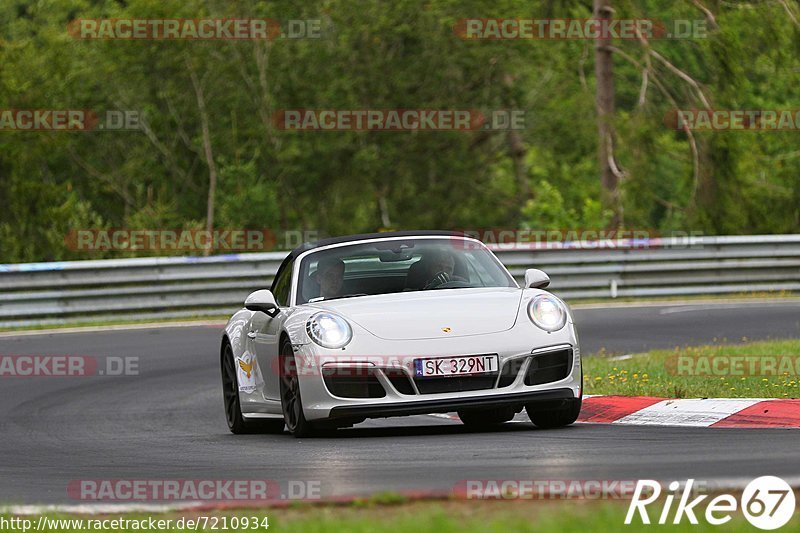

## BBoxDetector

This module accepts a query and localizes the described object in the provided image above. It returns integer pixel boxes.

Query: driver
[423,250,456,289]
[314,257,345,299]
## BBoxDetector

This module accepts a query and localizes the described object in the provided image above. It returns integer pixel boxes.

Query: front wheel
[525,398,582,429]
[221,341,284,434]
[279,340,330,438]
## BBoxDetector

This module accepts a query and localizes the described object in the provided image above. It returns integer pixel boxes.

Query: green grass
[583,339,800,398]
[5,498,799,532]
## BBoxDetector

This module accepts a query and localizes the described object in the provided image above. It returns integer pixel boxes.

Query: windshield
[295,238,516,304]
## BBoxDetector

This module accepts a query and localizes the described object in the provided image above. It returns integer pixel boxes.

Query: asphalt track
[0,300,798,505]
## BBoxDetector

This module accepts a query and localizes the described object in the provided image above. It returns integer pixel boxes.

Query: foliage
[0,0,798,261]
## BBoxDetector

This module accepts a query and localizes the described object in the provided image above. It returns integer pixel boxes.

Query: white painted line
[572,297,800,311]
[614,398,762,427]
[660,301,800,315]
[696,476,800,490]
[3,502,205,515]
[0,321,226,338]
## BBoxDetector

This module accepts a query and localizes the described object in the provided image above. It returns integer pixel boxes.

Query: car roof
[284,230,467,262]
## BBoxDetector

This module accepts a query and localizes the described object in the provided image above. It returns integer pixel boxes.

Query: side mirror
[524,268,550,289]
[245,290,279,317]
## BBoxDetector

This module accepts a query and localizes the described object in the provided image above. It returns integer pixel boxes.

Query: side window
[271,259,294,307]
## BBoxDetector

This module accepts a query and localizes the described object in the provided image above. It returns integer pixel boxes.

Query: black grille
[497,358,525,387]
[524,349,572,386]
[414,375,496,394]
[322,367,386,398]
[383,368,415,395]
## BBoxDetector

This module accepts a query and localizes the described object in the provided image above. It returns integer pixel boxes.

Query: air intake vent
[383,368,415,395]
[322,367,386,398]
[524,349,572,386]
[498,358,525,387]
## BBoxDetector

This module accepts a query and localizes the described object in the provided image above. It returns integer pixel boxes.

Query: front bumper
[328,387,576,420]
[294,323,582,421]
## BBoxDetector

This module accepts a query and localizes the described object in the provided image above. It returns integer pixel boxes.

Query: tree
[594,0,623,227]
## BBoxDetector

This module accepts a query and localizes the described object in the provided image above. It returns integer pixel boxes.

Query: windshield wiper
[309,293,368,303]
[326,293,368,301]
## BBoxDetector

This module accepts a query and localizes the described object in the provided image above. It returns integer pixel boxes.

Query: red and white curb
[579,396,800,428]
[428,396,800,428]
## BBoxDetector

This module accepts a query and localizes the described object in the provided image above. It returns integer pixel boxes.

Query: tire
[457,406,516,429]
[279,339,330,438]
[525,398,582,429]
[221,341,285,434]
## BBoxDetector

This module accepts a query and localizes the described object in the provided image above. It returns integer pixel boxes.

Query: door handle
[247,331,257,339]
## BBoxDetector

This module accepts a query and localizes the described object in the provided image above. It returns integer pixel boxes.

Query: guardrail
[1,235,798,327]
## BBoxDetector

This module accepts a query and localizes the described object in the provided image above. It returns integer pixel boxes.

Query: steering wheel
[424,271,468,290]
[434,280,472,289]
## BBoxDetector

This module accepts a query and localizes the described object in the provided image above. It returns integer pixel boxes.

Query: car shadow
[317,421,583,439]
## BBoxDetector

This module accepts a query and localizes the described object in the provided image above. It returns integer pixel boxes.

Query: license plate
[414,355,499,378]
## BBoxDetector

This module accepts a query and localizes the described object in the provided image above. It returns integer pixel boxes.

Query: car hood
[306,287,523,340]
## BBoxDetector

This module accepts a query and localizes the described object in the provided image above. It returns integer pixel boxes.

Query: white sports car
[221,231,581,437]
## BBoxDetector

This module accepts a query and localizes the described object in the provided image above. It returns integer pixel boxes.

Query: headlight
[527,295,567,332]
[306,312,353,349]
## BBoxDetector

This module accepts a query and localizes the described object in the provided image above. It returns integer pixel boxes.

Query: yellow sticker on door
[236,354,259,393]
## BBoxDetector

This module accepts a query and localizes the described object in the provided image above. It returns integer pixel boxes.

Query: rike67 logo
[626,477,795,530]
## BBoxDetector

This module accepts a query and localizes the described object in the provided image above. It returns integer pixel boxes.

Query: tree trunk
[594,0,622,227]
[188,63,218,256]
[507,130,530,201]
